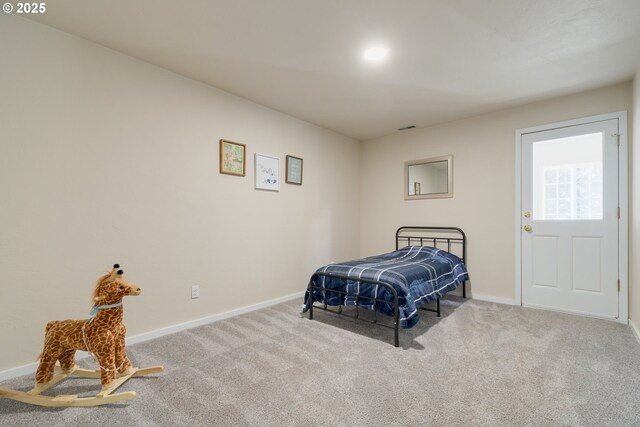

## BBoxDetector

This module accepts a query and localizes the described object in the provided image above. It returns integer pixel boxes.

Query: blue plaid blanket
[303,246,469,328]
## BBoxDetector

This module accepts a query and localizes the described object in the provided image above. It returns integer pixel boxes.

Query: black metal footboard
[307,272,401,347]
[307,272,442,347]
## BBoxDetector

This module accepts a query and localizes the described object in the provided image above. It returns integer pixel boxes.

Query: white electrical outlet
[191,285,200,299]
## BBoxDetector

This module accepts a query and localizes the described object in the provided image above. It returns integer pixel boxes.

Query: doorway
[515,112,628,322]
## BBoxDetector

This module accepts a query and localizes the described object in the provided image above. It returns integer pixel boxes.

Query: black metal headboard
[395,226,467,264]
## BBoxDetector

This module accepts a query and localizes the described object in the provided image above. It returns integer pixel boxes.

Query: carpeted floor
[1,296,639,426]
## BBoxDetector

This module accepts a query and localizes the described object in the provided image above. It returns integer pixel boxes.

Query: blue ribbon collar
[89,302,122,321]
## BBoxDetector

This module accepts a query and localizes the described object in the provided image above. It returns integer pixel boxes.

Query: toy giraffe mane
[92,273,112,303]
[92,264,122,305]
[91,272,111,301]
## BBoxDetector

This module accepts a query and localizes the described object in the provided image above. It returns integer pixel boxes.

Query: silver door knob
[523,211,531,218]
[523,225,532,233]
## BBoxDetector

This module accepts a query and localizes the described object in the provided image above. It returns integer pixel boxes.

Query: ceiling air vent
[397,125,416,131]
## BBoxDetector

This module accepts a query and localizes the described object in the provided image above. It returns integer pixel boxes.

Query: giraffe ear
[103,265,121,283]
[93,295,104,303]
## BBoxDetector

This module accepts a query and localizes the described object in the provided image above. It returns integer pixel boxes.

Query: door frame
[515,111,628,324]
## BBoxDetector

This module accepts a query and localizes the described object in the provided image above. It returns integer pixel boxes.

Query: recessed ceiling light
[363,46,388,61]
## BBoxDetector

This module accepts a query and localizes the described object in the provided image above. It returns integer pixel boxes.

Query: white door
[521,118,619,319]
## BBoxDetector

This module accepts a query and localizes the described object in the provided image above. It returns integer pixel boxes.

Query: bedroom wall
[631,68,640,336]
[360,82,633,303]
[0,15,360,373]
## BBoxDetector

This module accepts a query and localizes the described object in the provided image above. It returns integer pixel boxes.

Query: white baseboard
[0,362,41,383]
[469,293,517,306]
[630,319,640,345]
[446,285,517,306]
[0,291,303,382]
[126,290,303,346]
[0,353,93,383]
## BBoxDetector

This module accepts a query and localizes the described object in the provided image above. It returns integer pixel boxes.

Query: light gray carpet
[1,297,639,426]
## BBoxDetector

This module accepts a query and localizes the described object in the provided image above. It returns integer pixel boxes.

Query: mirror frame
[404,155,453,200]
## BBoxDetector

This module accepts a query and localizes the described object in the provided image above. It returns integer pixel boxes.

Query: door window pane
[532,133,603,220]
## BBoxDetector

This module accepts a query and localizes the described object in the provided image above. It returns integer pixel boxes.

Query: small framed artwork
[255,153,280,191]
[285,155,303,185]
[219,139,246,176]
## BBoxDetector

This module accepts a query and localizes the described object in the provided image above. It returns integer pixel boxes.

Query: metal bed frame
[306,226,467,347]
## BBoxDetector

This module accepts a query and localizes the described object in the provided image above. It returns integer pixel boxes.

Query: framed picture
[219,139,246,176]
[285,155,303,185]
[255,153,280,191]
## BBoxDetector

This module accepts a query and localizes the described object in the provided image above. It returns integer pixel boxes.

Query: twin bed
[303,226,469,347]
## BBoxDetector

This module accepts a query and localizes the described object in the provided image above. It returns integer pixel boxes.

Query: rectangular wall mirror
[404,155,453,200]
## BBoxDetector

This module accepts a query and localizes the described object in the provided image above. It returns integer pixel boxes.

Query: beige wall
[631,69,640,330]
[360,82,632,301]
[0,16,360,372]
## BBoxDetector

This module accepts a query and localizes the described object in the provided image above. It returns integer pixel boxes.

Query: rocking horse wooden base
[0,365,164,407]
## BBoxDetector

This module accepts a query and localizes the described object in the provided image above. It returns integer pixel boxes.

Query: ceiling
[27,0,640,140]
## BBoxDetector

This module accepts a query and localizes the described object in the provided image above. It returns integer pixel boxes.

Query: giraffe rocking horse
[0,264,163,407]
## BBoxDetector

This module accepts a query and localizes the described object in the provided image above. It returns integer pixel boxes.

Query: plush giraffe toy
[34,264,141,393]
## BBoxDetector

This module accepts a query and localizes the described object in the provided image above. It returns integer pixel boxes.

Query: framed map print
[219,139,246,176]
